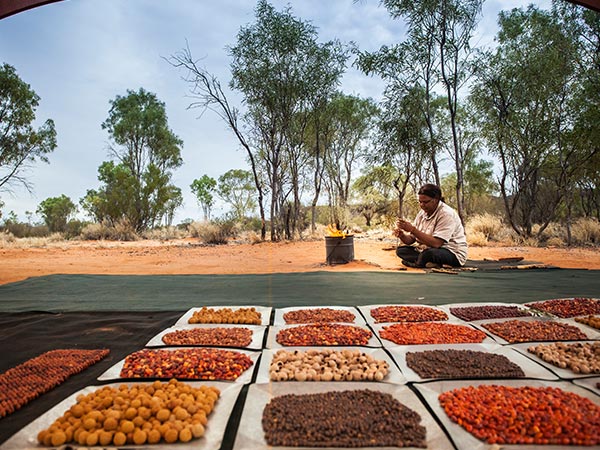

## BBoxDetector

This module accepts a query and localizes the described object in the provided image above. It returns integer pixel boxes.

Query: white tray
[511,341,600,379]
[273,305,364,325]
[146,324,266,350]
[573,376,600,396]
[439,302,537,322]
[98,347,260,384]
[472,317,600,345]
[358,303,450,325]
[255,346,406,384]
[414,379,600,450]
[233,382,454,450]
[0,381,242,450]
[266,323,381,349]
[371,322,495,348]
[524,297,600,318]
[387,343,559,382]
[176,306,272,326]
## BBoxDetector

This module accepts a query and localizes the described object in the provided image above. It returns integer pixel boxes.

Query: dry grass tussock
[0,232,64,248]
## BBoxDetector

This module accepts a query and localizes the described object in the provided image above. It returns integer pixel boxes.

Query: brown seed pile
[527,342,600,374]
[482,319,588,343]
[161,327,253,347]
[276,323,372,346]
[36,379,219,447]
[283,308,356,324]
[188,306,262,324]
[575,315,600,330]
[379,322,487,345]
[450,305,532,321]
[262,389,427,447]
[406,349,525,379]
[0,349,109,418]
[525,298,600,318]
[269,349,389,382]
[370,305,448,323]
[120,348,253,380]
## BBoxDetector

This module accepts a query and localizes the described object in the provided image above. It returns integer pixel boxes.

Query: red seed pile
[379,322,487,345]
[439,385,600,445]
[276,324,372,346]
[188,306,262,324]
[283,308,356,324]
[120,348,253,380]
[0,349,109,418]
[406,349,525,379]
[262,389,427,447]
[370,305,448,323]
[450,305,532,321]
[482,319,588,343]
[525,298,600,318]
[161,327,253,347]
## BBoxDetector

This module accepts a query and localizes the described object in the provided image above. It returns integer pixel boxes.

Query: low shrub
[571,217,600,245]
[188,219,236,245]
[141,226,186,241]
[465,214,506,242]
[79,219,139,241]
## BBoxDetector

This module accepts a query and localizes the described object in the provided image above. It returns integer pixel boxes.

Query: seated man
[393,184,467,268]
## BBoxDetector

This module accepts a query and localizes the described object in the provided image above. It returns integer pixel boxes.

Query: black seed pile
[405,349,525,379]
[262,389,427,448]
[450,305,532,321]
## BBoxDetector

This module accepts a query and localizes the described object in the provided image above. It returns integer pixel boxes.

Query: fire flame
[326,224,347,238]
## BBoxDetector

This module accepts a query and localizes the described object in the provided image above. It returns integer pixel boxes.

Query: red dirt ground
[1,238,599,285]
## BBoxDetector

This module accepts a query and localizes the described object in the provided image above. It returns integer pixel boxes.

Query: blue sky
[0,0,550,224]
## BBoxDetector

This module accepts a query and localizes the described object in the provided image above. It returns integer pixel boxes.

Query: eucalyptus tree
[368,86,436,217]
[358,0,482,223]
[323,93,378,228]
[0,63,56,193]
[217,169,257,221]
[36,194,77,233]
[83,88,183,231]
[190,175,217,221]
[229,0,347,241]
[471,5,581,237]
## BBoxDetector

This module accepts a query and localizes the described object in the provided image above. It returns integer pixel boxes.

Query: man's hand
[396,218,415,234]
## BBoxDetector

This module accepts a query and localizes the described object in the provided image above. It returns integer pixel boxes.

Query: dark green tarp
[0,271,598,312]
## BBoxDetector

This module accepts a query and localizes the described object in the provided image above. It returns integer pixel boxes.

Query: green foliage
[217,169,256,221]
[190,175,217,221]
[0,63,57,192]
[82,89,183,231]
[36,194,77,233]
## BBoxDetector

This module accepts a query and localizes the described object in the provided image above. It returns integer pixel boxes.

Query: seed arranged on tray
[120,348,253,380]
[379,322,487,345]
[276,323,372,346]
[527,342,600,374]
[37,379,219,447]
[161,327,253,347]
[439,385,600,445]
[450,305,532,321]
[406,349,525,379]
[575,315,600,330]
[0,349,109,419]
[188,306,261,324]
[370,305,448,323]
[269,349,389,382]
[262,389,427,447]
[283,308,356,324]
[525,297,600,318]
[482,319,588,343]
